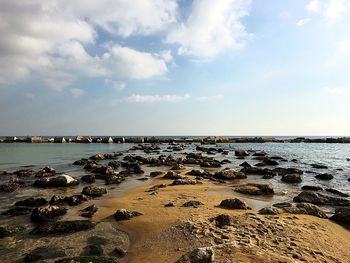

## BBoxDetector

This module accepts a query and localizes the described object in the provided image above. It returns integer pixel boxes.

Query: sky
[1,0,350,136]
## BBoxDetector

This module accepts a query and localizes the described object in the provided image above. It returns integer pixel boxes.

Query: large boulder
[293,191,350,206]
[330,208,350,223]
[213,169,247,180]
[31,206,67,223]
[240,167,275,176]
[175,247,214,263]
[281,174,302,184]
[81,186,107,197]
[219,198,251,210]
[234,183,274,195]
[114,209,143,221]
[0,178,24,192]
[34,175,79,188]
[92,166,114,175]
[31,220,95,235]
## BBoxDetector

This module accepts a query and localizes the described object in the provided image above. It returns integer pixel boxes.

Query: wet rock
[149,171,164,177]
[162,171,185,180]
[66,194,90,206]
[240,167,275,176]
[315,173,333,180]
[170,179,202,186]
[182,200,204,208]
[104,175,123,185]
[175,247,214,263]
[108,160,121,169]
[15,197,48,207]
[293,191,350,206]
[24,253,44,262]
[199,161,221,168]
[235,183,274,195]
[258,207,281,215]
[235,150,249,157]
[84,162,98,170]
[92,166,115,175]
[73,159,88,165]
[35,167,56,177]
[219,198,251,210]
[325,188,349,197]
[301,185,323,191]
[55,256,118,263]
[113,247,126,257]
[273,167,303,175]
[213,214,234,228]
[81,174,96,184]
[239,161,251,168]
[0,178,24,192]
[34,175,79,188]
[114,209,143,221]
[252,151,267,157]
[28,246,66,260]
[311,164,328,169]
[81,186,107,197]
[50,195,68,205]
[80,205,98,218]
[187,170,212,178]
[213,169,247,180]
[281,174,302,184]
[31,220,95,235]
[330,207,350,223]
[0,225,25,238]
[85,245,103,256]
[31,205,67,223]
[1,206,33,216]
[146,184,166,192]
[14,169,34,177]
[90,154,106,160]
[273,202,327,218]
[171,164,186,170]
[261,158,279,166]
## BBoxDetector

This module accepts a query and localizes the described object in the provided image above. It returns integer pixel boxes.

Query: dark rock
[234,183,274,195]
[213,169,247,180]
[24,253,44,262]
[114,209,143,221]
[165,202,175,207]
[81,205,98,218]
[330,207,350,223]
[273,202,327,218]
[55,256,118,263]
[14,169,34,177]
[171,164,186,170]
[31,205,67,223]
[149,171,164,177]
[182,200,203,208]
[108,160,121,169]
[0,178,24,192]
[258,207,281,215]
[213,214,233,228]
[187,170,212,178]
[315,173,333,180]
[325,188,349,197]
[92,166,115,175]
[293,191,350,206]
[113,247,126,257]
[66,194,90,206]
[73,159,88,165]
[0,225,24,238]
[84,162,98,170]
[281,174,302,184]
[31,220,95,235]
[81,186,107,197]
[170,179,202,186]
[15,197,48,207]
[162,171,185,180]
[147,184,166,192]
[34,175,79,188]
[50,195,68,205]
[219,198,251,210]
[239,161,251,168]
[28,246,66,260]
[90,154,106,160]
[301,185,323,191]
[1,206,33,216]
[311,164,328,169]
[81,174,96,184]
[252,151,266,157]
[235,150,249,157]
[85,245,103,256]
[35,167,56,178]
[241,167,275,176]
[175,247,214,263]
[273,167,303,175]
[104,175,123,185]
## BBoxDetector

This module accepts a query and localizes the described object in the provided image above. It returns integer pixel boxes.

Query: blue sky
[1,0,350,136]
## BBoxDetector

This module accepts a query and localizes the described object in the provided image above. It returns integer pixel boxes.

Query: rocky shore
[1,142,350,262]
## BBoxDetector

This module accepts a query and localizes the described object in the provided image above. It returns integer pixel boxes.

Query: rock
[213,214,234,228]
[55,256,118,263]
[165,202,175,207]
[14,169,34,177]
[84,162,98,170]
[273,167,303,175]
[90,154,106,160]
[14,197,47,207]
[81,174,96,184]
[182,200,203,208]
[311,164,328,169]
[219,198,251,210]
[113,247,126,257]
[171,164,186,170]
[108,160,121,169]
[146,184,167,192]
[234,183,274,195]
[104,175,123,185]
[27,246,66,260]
[34,175,79,188]
[0,225,24,238]
[273,202,327,218]
[315,173,334,180]
[162,171,185,180]
[235,150,249,157]
[239,161,251,168]
[281,174,302,183]
[31,205,68,223]
[325,188,349,197]
[81,186,107,197]
[24,253,44,262]
[149,171,164,177]
[262,158,279,166]
[66,194,90,206]
[1,206,33,216]
[73,159,88,165]
[175,247,214,263]
[50,195,68,205]
[170,179,202,186]
[199,161,221,168]
[85,245,103,256]
[258,207,281,215]
[240,167,275,176]
[252,151,267,157]
[213,169,247,180]
[92,166,115,175]
[0,178,24,192]
[330,207,350,223]
[35,166,56,177]
[293,191,350,206]
[114,209,143,221]
[31,220,95,235]
[301,185,323,191]
[80,205,98,218]
[187,170,212,178]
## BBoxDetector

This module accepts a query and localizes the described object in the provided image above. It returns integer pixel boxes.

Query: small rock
[114,209,143,221]
[315,173,333,180]
[182,200,203,208]
[175,247,214,263]
[81,186,107,197]
[219,198,251,210]
[31,205,67,223]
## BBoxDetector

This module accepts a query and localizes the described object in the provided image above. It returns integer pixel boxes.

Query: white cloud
[166,0,252,58]
[326,0,347,20]
[196,95,224,101]
[296,18,311,27]
[105,79,126,90]
[70,88,85,97]
[306,0,321,13]
[324,86,350,94]
[339,37,350,53]
[126,94,190,103]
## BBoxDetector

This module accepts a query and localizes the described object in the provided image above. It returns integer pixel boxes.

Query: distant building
[102,137,113,143]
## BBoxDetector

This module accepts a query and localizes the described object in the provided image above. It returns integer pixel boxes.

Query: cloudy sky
[1,0,350,136]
